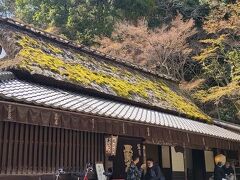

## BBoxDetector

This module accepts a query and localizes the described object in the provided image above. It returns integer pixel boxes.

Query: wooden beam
[183,148,188,180]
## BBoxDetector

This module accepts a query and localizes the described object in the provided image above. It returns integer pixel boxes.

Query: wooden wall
[0,121,104,177]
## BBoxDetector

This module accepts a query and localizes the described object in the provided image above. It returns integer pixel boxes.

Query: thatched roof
[0,17,210,122]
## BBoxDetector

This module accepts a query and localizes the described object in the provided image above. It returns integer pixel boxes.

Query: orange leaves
[96,15,197,79]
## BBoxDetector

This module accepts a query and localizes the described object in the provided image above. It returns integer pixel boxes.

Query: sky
[0,48,6,59]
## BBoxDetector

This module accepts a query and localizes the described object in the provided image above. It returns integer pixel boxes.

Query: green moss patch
[15,35,211,122]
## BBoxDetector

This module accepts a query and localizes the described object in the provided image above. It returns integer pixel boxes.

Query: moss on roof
[0,27,211,122]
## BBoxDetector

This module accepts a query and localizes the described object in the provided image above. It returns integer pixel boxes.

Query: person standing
[127,156,142,180]
[224,162,234,180]
[144,158,165,180]
[214,162,226,180]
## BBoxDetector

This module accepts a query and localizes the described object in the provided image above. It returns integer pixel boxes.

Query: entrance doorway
[112,137,143,179]
[145,145,172,180]
[192,149,206,180]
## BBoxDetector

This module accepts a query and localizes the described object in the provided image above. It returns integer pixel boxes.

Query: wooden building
[0,17,239,180]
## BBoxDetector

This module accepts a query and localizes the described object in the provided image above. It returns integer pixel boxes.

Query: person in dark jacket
[224,162,234,180]
[144,158,165,180]
[127,156,142,180]
[214,162,226,180]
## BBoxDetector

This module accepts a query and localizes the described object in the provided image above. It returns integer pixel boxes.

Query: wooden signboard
[95,162,107,180]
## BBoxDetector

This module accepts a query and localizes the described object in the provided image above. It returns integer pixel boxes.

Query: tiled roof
[214,119,240,133]
[0,17,210,122]
[0,72,239,142]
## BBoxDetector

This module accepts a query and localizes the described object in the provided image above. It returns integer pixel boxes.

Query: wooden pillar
[238,150,240,165]
[143,144,146,164]
[183,147,188,180]
[142,144,147,174]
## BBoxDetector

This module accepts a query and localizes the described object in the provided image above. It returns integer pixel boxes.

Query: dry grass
[180,79,205,91]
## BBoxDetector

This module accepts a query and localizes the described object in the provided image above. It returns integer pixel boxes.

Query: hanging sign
[105,135,118,156]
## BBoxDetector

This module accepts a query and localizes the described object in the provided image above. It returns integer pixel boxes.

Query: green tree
[194,2,240,85]
[66,0,116,45]
[0,0,15,17]
[192,2,240,122]
[114,0,156,23]
[194,35,232,86]
[15,0,210,43]
[114,0,209,27]
[16,0,116,45]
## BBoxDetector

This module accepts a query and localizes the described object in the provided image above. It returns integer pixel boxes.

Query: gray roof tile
[0,78,240,142]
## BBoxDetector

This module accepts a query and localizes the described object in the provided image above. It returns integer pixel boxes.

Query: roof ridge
[0,17,179,83]
[214,119,240,128]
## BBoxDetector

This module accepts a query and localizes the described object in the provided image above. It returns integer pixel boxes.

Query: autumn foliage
[190,2,240,123]
[97,15,196,80]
